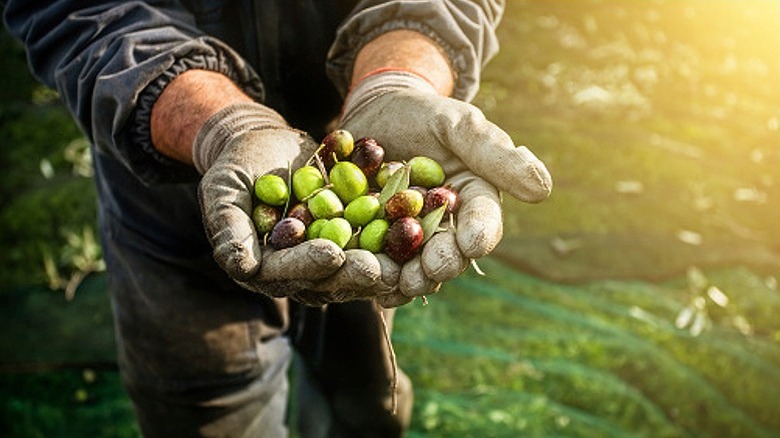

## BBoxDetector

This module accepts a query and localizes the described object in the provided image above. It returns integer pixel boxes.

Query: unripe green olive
[307,218,329,240]
[359,218,390,253]
[408,156,445,188]
[292,165,325,201]
[375,161,404,188]
[318,217,353,249]
[254,174,289,206]
[330,161,369,204]
[344,195,381,227]
[307,189,344,219]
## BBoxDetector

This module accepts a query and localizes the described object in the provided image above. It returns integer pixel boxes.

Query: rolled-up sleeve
[327,0,504,102]
[3,1,263,184]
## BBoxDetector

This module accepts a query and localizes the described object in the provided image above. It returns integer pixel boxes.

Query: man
[3,1,550,436]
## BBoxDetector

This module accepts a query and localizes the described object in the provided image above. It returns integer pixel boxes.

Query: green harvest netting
[2,259,778,437]
[393,258,780,437]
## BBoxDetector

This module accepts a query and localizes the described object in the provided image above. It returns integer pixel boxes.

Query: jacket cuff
[326,1,501,103]
[130,37,265,184]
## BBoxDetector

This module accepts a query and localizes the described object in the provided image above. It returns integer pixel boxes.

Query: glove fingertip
[214,240,262,281]
[375,253,402,291]
[422,230,469,283]
[304,239,348,274]
[315,249,382,299]
[259,240,343,283]
[399,256,441,297]
[376,293,415,308]
[503,146,553,203]
[456,195,504,259]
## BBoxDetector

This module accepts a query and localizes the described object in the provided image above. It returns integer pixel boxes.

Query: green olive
[330,161,369,204]
[408,156,445,188]
[306,218,326,240]
[307,189,344,219]
[254,174,289,206]
[359,218,390,253]
[375,161,404,188]
[318,217,353,249]
[344,195,381,227]
[252,203,281,235]
[292,165,325,201]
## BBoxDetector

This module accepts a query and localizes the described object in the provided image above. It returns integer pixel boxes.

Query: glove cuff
[192,102,288,174]
[341,70,438,124]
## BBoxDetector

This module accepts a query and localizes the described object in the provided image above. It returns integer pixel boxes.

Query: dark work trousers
[94,147,411,437]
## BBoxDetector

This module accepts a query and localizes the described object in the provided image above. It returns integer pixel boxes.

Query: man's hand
[151,70,408,306]
[340,32,552,299]
[192,103,342,301]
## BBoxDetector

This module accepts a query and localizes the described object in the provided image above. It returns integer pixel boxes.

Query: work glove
[340,70,552,299]
[194,102,406,306]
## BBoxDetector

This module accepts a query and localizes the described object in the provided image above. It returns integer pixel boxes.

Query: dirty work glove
[340,71,552,298]
[194,102,390,305]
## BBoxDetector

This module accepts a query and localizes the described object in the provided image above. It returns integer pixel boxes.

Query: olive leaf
[420,204,447,243]
[377,164,410,208]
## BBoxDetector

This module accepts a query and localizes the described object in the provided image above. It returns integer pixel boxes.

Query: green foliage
[480,0,779,279]
[0,29,37,105]
[395,259,780,437]
[0,177,98,287]
[0,30,99,292]
[0,369,140,438]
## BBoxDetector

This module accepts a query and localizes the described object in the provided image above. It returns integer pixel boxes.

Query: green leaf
[420,204,447,243]
[378,163,410,207]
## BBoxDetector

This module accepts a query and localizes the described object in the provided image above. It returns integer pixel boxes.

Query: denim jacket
[3,0,503,184]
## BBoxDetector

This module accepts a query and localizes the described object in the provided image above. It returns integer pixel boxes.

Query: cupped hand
[339,71,552,300]
[196,103,411,306]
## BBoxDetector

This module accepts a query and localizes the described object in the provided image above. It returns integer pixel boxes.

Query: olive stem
[299,183,334,202]
[312,151,331,185]
[470,259,486,276]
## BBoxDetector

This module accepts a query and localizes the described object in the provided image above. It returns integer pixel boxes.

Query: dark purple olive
[287,203,314,227]
[421,185,461,217]
[351,137,385,178]
[384,217,424,263]
[269,217,306,250]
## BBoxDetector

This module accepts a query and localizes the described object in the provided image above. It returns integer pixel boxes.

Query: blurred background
[1,1,778,436]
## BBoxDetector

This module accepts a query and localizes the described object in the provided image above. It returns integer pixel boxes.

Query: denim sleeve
[2,1,264,184]
[326,0,504,102]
